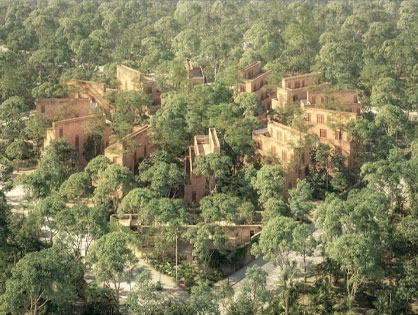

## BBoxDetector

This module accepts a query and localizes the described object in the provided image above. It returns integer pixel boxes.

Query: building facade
[104,125,153,174]
[116,64,161,108]
[184,128,220,203]
[36,98,93,121]
[185,59,205,86]
[236,61,271,112]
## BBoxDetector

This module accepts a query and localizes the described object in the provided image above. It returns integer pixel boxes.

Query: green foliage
[190,280,220,315]
[253,164,286,205]
[84,155,111,182]
[59,172,90,201]
[288,179,313,221]
[118,187,158,214]
[199,193,241,223]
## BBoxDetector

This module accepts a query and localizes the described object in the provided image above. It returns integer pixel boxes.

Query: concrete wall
[65,79,108,108]
[281,72,321,89]
[240,61,262,79]
[307,90,361,114]
[36,98,92,121]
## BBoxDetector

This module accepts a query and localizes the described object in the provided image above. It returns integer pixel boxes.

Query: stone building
[35,98,94,121]
[116,64,161,108]
[236,61,271,111]
[104,125,153,174]
[45,115,111,165]
[184,58,205,86]
[184,128,220,203]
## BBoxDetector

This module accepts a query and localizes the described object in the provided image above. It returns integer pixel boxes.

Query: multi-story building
[184,58,205,86]
[104,125,153,174]
[45,115,111,165]
[236,61,271,112]
[184,128,220,203]
[253,118,311,189]
[36,98,95,121]
[116,64,161,109]
[255,73,362,188]
[271,72,326,109]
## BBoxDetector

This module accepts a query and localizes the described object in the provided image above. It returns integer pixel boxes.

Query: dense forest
[0,1,417,314]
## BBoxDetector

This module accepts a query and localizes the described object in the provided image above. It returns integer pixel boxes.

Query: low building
[116,64,161,109]
[104,125,153,174]
[65,79,110,108]
[35,98,94,121]
[185,59,205,86]
[236,61,271,112]
[45,115,111,166]
[184,128,220,203]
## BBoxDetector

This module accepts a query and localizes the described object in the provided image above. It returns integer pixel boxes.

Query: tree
[193,153,232,193]
[253,164,286,205]
[57,203,108,257]
[262,198,290,224]
[24,113,51,158]
[93,164,134,211]
[139,161,184,197]
[199,193,241,223]
[36,193,67,244]
[375,104,410,139]
[84,155,111,182]
[117,187,158,214]
[327,234,383,311]
[252,215,297,271]
[186,223,225,268]
[292,223,316,283]
[5,139,31,171]
[233,93,262,117]
[190,280,220,315]
[0,247,82,315]
[237,265,271,312]
[88,231,138,304]
[288,179,314,222]
[126,270,161,314]
[59,172,90,201]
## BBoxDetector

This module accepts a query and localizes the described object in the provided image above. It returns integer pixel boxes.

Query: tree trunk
[175,234,178,283]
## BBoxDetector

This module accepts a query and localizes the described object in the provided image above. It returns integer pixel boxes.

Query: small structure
[184,128,220,203]
[236,61,271,112]
[35,98,94,120]
[45,115,111,165]
[116,64,161,108]
[65,79,110,108]
[104,125,153,174]
[184,59,205,86]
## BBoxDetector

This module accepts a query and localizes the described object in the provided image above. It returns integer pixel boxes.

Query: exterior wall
[304,106,358,166]
[104,125,153,174]
[111,214,263,249]
[237,62,271,112]
[253,121,310,189]
[184,128,220,203]
[45,115,111,166]
[65,79,109,108]
[35,98,92,121]
[306,90,361,114]
[281,72,321,90]
[117,64,161,106]
[185,59,205,86]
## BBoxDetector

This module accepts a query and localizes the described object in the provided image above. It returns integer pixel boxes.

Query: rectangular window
[287,82,291,88]
[277,130,282,141]
[41,105,45,113]
[335,131,343,140]
[306,113,311,122]
[317,114,324,124]
[293,95,298,102]
[320,129,327,138]
[75,135,79,151]
[295,81,300,89]
[192,191,196,202]
[354,95,358,103]
[321,96,324,103]
[302,80,305,87]
[311,96,316,104]
[59,128,63,138]
[282,150,287,162]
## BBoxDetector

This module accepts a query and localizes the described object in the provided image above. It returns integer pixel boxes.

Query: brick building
[35,98,94,121]
[255,73,362,188]
[104,125,153,174]
[65,79,110,108]
[45,115,111,166]
[185,58,205,86]
[236,61,271,111]
[116,64,161,109]
[184,128,220,203]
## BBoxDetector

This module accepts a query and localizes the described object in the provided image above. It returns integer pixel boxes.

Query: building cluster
[37,60,361,203]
